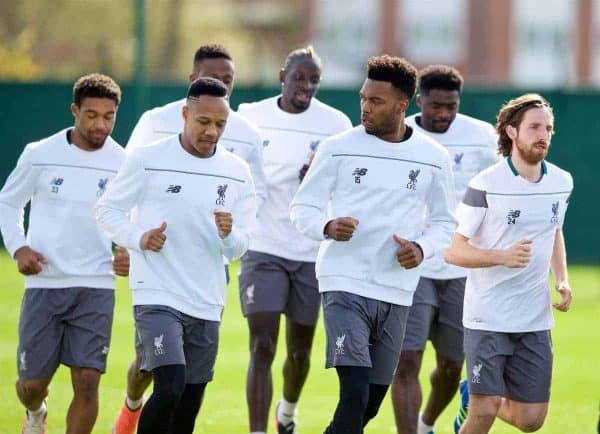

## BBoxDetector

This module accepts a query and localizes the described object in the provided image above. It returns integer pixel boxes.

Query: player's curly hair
[496,93,553,157]
[283,45,323,71]
[418,64,464,94]
[187,77,228,99]
[367,55,417,100]
[193,43,233,66]
[72,73,121,107]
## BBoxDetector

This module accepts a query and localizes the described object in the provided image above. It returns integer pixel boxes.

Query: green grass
[0,253,598,433]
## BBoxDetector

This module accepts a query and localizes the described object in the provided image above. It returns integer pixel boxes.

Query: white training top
[96,136,256,321]
[126,98,267,209]
[406,113,499,279]
[238,96,352,262]
[456,157,573,332]
[290,126,457,306]
[0,128,125,289]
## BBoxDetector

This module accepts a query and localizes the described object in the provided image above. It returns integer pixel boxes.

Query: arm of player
[444,233,532,268]
[414,154,458,260]
[95,151,148,252]
[0,145,39,257]
[125,111,155,154]
[290,141,338,241]
[218,171,257,260]
[550,228,572,312]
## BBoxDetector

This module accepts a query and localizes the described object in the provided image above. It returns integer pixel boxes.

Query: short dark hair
[187,77,228,99]
[72,73,121,107]
[283,45,323,71]
[496,93,553,157]
[193,43,232,69]
[418,64,464,94]
[367,55,417,100]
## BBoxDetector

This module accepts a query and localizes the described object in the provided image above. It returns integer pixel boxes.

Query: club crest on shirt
[407,169,420,190]
[352,168,368,183]
[216,184,228,206]
[97,177,108,197]
[551,201,559,223]
[506,209,521,225]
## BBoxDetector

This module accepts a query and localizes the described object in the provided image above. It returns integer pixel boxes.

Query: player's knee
[437,357,463,381]
[516,412,547,432]
[395,351,421,379]
[16,379,47,403]
[288,348,311,367]
[74,370,100,403]
[250,333,277,363]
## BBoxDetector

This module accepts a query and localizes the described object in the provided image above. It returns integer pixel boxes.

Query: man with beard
[236,46,352,434]
[113,43,267,434]
[392,65,499,434]
[445,93,573,434]
[0,74,125,434]
[96,78,256,434]
[290,55,456,434]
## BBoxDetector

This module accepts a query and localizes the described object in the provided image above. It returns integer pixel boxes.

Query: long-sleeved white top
[238,96,352,261]
[0,128,125,289]
[290,126,457,306]
[96,136,256,320]
[406,113,499,279]
[126,98,267,209]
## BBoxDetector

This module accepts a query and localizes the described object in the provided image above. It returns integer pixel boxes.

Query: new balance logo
[154,334,165,355]
[262,140,270,147]
[166,185,182,193]
[216,184,228,206]
[551,201,559,223]
[335,334,346,355]
[472,362,482,384]
[101,346,109,355]
[50,177,63,193]
[352,168,368,183]
[309,140,320,152]
[507,210,521,225]
[97,178,108,197]
[407,169,420,190]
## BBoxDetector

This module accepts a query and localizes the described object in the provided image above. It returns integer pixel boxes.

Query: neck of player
[511,151,543,182]
[71,127,102,152]
[377,121,407,143]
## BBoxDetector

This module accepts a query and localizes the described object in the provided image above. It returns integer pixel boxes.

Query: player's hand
[14,246,47,275]
[393,235,423,269]
[214,210,233,238]
[299,153,316,181]
[502,239,532,268]
[325,217,359,241]
[140,222,167,252]
[553,282,572,312]
[113,246,130,277]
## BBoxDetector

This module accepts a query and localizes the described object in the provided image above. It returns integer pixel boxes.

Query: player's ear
[506,125,517,141]
[416,94,422,108]
[279,69,286,85]
[182,104,189,122]
[70,103,79,118]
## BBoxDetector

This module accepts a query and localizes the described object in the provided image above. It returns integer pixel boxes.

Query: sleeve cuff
[413,237,434,260]
[127,227,146,252]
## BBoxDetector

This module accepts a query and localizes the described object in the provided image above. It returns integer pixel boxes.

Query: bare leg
[421,352,463,425]
[66,367,101,434]
[391,350,424,434]
[282,319,317,402]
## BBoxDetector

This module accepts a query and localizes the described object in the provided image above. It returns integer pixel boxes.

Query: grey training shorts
[322,291,409,385]
[239,250,320,326]
[464,328,553,403]
[17,287,114,379]
[134,305,220,384]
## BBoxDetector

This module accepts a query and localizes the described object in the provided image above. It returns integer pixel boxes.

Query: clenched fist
[325,217,359,241]
[140,222,167,252]
[113,246,130,276]
[214,210,233,238]
[393,234,423,269]
[14,246,47,275]
[501,239,532,268]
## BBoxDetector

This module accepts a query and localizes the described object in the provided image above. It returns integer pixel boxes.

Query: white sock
[28,401,46,420]
[126,396,144,411]
[417,413,434,434]
[277,397,297,424]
